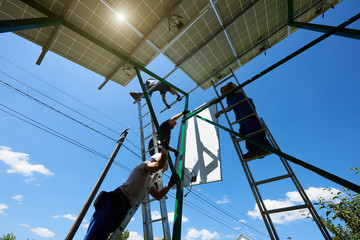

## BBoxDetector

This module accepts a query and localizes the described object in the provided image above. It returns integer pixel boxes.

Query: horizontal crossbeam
[0,17,62,33]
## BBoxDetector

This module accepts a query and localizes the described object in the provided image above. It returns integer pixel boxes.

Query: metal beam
[36,0,75,65]
[184,12,360,121]
[0,17,62,33]
[172,95,189,240]
[290,21,360,40]
[195,115,360,194]
[19,0,187,95]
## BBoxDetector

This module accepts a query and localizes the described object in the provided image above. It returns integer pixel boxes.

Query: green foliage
[0,233,16,240]
[108,230,130,240]
[315,166,360,240]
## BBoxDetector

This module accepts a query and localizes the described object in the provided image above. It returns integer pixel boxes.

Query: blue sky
[0,0,359,239]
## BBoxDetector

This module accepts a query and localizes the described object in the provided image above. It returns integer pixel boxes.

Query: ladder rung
[144,134,153,141]
[143,198,157,204]
[214,74,234,87]
[141,122,151,131]
[145,218,163,224]
[140,102,148,109]
[265,204,308,215]
[231,113,256,125]
[252,174,292,186]
[140,111,149,119]
[234,128,267,142]
[216,98,247,117]
[144,146,155,155]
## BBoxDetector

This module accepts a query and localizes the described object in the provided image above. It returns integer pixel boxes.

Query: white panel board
[182,104,221,187]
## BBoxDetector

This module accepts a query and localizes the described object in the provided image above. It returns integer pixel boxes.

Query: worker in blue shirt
[216,82,271,160]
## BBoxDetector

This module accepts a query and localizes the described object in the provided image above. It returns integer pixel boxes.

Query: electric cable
[0,104,133,172]
[0,55,140,138]
[191,191,269,237]
[1,102,267,238]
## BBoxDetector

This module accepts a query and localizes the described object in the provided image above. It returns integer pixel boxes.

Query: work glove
[182,109,190,116]
[161,139,169,149]
[168,173,180,188]
[174,150,179,157]
[166,104,171,109]
[177,96,182,102]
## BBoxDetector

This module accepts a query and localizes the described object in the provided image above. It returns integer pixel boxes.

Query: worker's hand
[173,149,179,157]
[161,139,169,149]
[182,109,190,116]
[177,96,182,102]
[166,104,171,109]
[168,173,180,187]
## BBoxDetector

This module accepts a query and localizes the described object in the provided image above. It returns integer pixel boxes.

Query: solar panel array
[0,0,342,89]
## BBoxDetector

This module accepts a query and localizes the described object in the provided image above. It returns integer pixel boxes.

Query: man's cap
[151,153,162,161]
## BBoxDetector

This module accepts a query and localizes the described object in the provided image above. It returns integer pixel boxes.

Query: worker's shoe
[243,150,257,160]
[130,92,139,101]
[255,148,271,159]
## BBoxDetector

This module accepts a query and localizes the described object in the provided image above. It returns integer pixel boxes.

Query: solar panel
[0,0,343,89]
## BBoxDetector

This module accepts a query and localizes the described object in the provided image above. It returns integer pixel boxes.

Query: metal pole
[184,12,360,122]
[172,95,189,240]
[65,129,129,240]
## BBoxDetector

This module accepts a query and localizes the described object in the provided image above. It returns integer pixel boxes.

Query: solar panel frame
[0,0,344,89]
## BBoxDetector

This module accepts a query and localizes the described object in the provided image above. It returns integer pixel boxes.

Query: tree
[314,167,360,240]
[0,233,16,240]
[108,230,130,240]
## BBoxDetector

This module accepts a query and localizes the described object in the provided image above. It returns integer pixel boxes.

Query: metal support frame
[65,129,129,240]
[195,115,360,194]
[0,17,62,33]
[36,0,74,65]
[134,66,189,240]
[287,0,360,40]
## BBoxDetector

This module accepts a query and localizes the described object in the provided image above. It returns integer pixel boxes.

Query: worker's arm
[161,93,170,109]
[148,174,179,200]
[215,107,232,118]
[169,109,190,124]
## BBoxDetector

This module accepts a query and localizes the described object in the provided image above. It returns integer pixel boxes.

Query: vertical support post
[287,0,293,24]
[172,95,189,240]
[65,129,129,240]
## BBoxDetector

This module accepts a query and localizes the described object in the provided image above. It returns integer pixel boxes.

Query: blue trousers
[83,199,127,240]
[231,96,270,152]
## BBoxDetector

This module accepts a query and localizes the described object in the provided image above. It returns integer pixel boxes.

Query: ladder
[212,70,330,239]
[138,100,171,240]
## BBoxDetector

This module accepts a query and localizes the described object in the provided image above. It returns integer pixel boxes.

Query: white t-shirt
[118,161,151,206]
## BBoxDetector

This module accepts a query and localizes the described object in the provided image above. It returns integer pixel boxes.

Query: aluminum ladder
[212,70,330,239]
[137,100,171,240]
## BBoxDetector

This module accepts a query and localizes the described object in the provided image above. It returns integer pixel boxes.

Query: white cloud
[151,210,161,220]
[238,219,246,223]
[247,187,342,224]
[20,223,30,228]
[30,227,55,238]
[226,235,235,239]
[0,203,9,215]
[61,213,77,221]
[216,195,229,204]
[12,195,25,204]
[82,223,89,228]
[128,231,144,240]
[0,146,54,177]
[184,227,220,240]
[168,212,189,223]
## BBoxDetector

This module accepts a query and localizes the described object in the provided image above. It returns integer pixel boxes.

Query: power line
[0,103,133,172]
[0,78,118,142]
[0,55,140,137]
